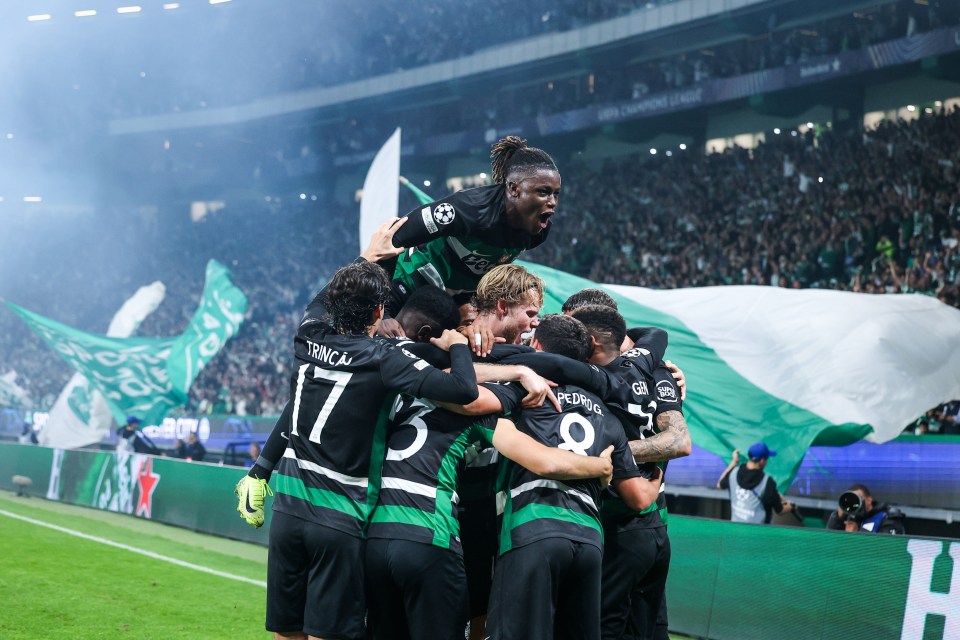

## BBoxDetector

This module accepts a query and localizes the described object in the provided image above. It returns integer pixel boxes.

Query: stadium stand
[1,0,957,431]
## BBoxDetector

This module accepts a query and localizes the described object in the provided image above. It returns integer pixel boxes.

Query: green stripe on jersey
[500,502,602,554]
[431,424,493,547]
[369,504,440,534]
[275,473,365,522]
[363,396,396,532]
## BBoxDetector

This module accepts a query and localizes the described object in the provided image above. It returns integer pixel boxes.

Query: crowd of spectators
[3,107,957,431]
[0,196,356,417]
[529,106,960,308]
[317,0,959,158]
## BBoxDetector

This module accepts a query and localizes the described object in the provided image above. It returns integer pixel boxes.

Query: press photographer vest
[728,467,770,524]
[860,510,888,532]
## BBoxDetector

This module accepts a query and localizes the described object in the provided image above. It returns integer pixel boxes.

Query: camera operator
[717,442,794,524]
[826,484,906,534]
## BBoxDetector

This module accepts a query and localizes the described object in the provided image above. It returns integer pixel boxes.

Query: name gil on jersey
[304,340,354,367]
[556,391,603,414]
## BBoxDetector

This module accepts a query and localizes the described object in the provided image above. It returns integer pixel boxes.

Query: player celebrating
[263,258,479,640]
[365,377,613,640]
[381,136,560,346]
[568,304,686,640]
[485,314,662,640]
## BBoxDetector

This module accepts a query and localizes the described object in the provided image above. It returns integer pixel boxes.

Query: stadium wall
[668,516,959,640]
[0,443,270,545]
[1,442,957,639]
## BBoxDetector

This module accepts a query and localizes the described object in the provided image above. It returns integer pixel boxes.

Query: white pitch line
[0,508,266,588]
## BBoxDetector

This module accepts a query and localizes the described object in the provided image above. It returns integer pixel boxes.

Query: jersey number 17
[290,363,354,444]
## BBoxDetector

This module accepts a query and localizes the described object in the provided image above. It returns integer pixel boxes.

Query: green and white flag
[524,262,960,490]
[40,281,167,449]
[6,260,247,433]
[167,260,248,392]
[0,370,31,408]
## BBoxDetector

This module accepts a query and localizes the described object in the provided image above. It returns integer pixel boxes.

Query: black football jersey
[366,382,525,554]
[497,384,640,554]
[272,320,478,537]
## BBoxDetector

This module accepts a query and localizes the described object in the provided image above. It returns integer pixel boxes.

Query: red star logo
[135,457,161,519]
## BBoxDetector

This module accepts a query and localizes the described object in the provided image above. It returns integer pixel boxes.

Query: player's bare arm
[614,467,662,511]
[628,409,691,463]
[442,364,560,414]
[492,419,613,484]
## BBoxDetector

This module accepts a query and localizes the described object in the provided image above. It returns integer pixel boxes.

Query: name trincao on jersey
[303,339,354,367]
[556,391,604,415]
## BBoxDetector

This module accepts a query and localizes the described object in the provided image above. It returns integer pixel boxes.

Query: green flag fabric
[6,260,247,427]
[400,176,434,205]
[522,261,960,491]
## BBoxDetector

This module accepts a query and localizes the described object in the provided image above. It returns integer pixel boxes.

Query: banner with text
[5,260,246,428]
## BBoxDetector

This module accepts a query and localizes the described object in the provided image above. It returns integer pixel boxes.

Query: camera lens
[838,491,862,513]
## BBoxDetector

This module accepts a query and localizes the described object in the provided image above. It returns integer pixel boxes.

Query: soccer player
[485,314,662,640]
[263,258,480,640]
[365,374,613,640]
[235,218,459,528]
[379,136,561,349]
[568,304,686,640]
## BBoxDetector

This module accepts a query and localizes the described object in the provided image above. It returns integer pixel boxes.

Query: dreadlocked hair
[472,264,544,315]
[490,136,558,184]
[324,261,392,335]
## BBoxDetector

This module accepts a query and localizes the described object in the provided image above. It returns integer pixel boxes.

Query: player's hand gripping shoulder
[431,328,469,351]
[377,317,407,339]
[360,216,407,263]
[664,359,687,401]
[516,366,561,411]
[458,323,505,358]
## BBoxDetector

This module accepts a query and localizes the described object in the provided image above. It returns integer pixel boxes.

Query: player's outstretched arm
[414,333,479,404]
[614,472,661,512]
[473,364,560,410]
[441,365,559,416]
[439,386,503,416]
[628,410,691,463]
[492,419,613,483]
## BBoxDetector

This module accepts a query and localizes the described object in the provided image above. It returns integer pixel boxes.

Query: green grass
[0,491,695,639]
[0,491,269,639]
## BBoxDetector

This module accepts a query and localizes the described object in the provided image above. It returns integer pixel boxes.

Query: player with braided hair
[381,136,561,352]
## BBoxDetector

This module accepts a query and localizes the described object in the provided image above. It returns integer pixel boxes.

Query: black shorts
[599,525,671,640]
[266,510,366,640]
[365,538,469,640]
[486,538,602,640]
[459,498,498,618]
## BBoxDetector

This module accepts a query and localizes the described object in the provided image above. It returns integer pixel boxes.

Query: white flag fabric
[524,262,960,488]
[359,127,401,252]
[605,284,960,444]
[0,370,31,407]
[40,282,166,449]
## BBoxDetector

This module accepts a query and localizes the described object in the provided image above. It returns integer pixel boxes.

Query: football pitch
[0,490,691,639]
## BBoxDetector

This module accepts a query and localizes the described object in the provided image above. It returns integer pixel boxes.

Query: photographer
[717,442,794,524]
[826,484,906,534]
